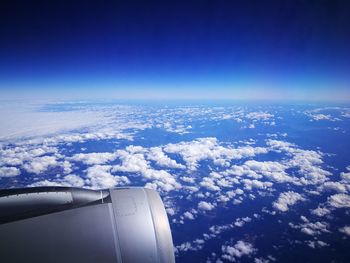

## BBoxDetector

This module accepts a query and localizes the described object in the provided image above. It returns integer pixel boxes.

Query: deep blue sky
[1,0,350,100]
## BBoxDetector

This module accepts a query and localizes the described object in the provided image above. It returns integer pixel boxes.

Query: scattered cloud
[310,206,331,217]
[289,216,330,236]
[198,201,216,211]
[164,137,268,171]
[70,152,117,165]
[86,165,130,189]
[63,174,85,187]
[221,240,256,262]
[0,166,20,177]
[306,240,329,249]
[113,146,181,192]
[273,191,305,212]
[246,112,274,120]
[147,147,185,169]
[339,226,350,236]
[23,156,58,174]
[328,193,350,208]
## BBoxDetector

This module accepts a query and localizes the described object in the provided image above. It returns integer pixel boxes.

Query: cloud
[70,152,117,165]
[23,156,58,174]
[300,223,329,236]
[181,176,195,183]
[112,147,181,192]
[113,149,149,173]
[183,211,195,220]
[0,102,107,140]
[243,160,293,183]
[217,190,237,203]
[304,108,342,122]
[221,240,256,262]
[29,180,65,187]
[234,217,252,227]
[328,193,350,208]
[320,181,347,193]
[0,102,155,142]
[310,114,333,121]
[242,110,276,128]
[306,240,329,249]
[63,174,85,187]
[164,138,222,170]
[273,191,305,212]
[28,173,86,188]
[241,179,273,190]
[160,122,192,134]
[176,214,256,257]
[267,139,331,185]
[209,224,234,236]
[0,144,58,167]
[86,165,130,189]
[341,110,350,118]
[0,142,77,178]
[147,147,185,169]
[310,206,331,217]
[0,166,20,177]
[339,226,350,236]
[254,257,270,263]
[289,216,330,236]
[200,177,221,191]
[166,208,175,216]
[61,160,73,174]
[289,218,330,236]
[340,168,350,182]
[198,201,215,211]
[246,112,274,120]
[164,137,268,171]
[175,238,206,253]
[303,107,345,122]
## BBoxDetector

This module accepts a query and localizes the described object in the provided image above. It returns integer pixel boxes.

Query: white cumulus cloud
[339,226,350,236]
[23,156,58,174]
[221,240,256,262]
[328,193,350,208]
[0,166,20,177]
[273,191,305,212]
[198,201,215,211]
[70,152,117,165]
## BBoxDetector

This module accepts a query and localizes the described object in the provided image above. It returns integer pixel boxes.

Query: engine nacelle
[0,187,175,263]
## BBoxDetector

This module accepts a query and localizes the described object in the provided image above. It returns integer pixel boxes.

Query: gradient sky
[1,0,350,101]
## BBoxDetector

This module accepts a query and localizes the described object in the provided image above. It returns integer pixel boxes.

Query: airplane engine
[0,187,175,263]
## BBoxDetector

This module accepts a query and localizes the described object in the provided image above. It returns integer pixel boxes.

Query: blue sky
[0,0,350,101]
